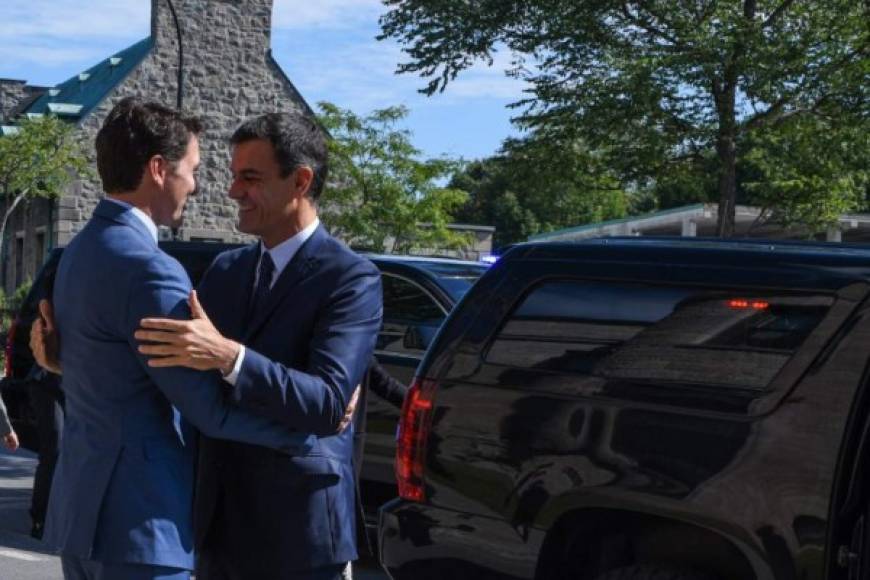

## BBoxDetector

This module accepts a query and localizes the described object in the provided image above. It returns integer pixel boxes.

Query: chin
[236,220,256,236]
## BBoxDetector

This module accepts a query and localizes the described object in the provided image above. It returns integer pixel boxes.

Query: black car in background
[360,255,489,528]
[1,243,487,523]
[379,238,870,580]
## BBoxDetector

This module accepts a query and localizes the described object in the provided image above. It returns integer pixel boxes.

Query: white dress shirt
[224,218,320,384]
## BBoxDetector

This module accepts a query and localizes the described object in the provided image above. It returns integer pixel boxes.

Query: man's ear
[292,166,315,199]
[146,155,168,188]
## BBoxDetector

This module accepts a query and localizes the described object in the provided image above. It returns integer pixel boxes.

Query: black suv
[1,244,487,523]
[379,238,870,580]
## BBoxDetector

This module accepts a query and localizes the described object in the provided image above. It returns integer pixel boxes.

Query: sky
[0,0,528,161]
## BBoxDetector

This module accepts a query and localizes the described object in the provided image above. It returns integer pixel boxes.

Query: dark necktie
[249,251,275,316]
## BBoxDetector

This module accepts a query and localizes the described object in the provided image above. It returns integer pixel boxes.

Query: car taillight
[396,376,438,502]
[4,318,17,378]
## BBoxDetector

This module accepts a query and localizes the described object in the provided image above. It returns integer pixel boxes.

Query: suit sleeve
[125,254,313,455]
[367,356,408,410]
[0,392,12,436]
[232,260,383,436]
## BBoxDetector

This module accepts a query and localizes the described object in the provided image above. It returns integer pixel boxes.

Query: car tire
[593,565,718,580]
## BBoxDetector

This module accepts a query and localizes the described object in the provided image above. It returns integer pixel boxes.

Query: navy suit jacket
[44,200,312,570]
[194,224,382,574]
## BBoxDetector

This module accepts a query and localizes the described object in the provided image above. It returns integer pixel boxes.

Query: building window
[35,229,46,272]
[14,233,24,288]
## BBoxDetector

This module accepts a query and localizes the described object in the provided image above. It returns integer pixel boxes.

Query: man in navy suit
[42,99,314,580]
[134,112,382,579]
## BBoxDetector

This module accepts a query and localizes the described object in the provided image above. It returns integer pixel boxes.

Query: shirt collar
[259,218,320,283]
[104,197,159,243]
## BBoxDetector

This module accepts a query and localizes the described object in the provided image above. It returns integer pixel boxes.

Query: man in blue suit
[44,98,314,580]
[134,112,383,579]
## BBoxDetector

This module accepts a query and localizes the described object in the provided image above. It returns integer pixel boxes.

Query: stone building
[0,0,314,293]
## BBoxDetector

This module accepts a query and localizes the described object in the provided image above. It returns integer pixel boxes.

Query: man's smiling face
[228,138,299,248]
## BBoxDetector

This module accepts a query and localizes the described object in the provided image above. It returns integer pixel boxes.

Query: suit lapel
[220,244,259,339]
[242,225,328,342]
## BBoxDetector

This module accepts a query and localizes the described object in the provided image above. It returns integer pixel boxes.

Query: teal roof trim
[24,37,153,122]
[528,203,707,241]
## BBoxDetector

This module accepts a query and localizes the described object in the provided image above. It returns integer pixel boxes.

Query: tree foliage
[0,114,89,245]
[317,102,471,254]
[452,131,629,246]
[381,0,869,236]
[742,115,869,234]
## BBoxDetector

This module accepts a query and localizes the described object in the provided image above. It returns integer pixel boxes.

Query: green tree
[742,115,869,235]
[452,131,629,246]
[317,102,471,253]
[0,114,89,246]
[380,0,869,236]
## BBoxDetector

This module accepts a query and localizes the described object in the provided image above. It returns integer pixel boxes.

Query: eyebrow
[233,168,263,179]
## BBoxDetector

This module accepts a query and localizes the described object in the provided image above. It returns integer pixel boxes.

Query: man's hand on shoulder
[30,299,62,375]
[136,290,241,374]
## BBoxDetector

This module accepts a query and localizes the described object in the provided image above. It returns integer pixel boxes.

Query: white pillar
[681,220,698,237]
[827,226,842,242]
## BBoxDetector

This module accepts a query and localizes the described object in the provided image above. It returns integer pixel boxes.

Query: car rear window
[485,280,834,391]
[411,262,488,301]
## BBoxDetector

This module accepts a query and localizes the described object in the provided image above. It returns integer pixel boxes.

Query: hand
[30,299,62,375]
[337,385,361,433]
[2,431,19,452]
[135,290,240,373]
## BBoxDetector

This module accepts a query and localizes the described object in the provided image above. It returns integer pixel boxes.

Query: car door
[363,269,449,509]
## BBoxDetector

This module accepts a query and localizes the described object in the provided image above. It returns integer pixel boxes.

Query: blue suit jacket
[44,200,312,570]
[194,224,382,574]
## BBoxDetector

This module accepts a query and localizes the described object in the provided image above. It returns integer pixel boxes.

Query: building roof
[529,203,870,243]
[23,38,152,122]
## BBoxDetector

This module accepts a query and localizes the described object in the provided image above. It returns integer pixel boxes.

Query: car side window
[485,280,833,391]
[378,274,446,356]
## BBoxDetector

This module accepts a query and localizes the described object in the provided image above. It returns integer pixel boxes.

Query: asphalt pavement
[0,446,60,580]
[0,446,388,580]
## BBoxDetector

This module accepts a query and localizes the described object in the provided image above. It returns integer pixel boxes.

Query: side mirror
[402,325,427,351]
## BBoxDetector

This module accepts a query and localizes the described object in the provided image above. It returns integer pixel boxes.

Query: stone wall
[54,0,311,246]
[0,80,29,123]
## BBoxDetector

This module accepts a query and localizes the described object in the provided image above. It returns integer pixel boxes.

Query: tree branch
[763,0,797,28]
[620,2,681,46]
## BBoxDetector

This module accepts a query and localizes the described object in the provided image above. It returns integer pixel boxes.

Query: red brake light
[4,318,17,378]
[727,299,769,310]
[396,377,438,502]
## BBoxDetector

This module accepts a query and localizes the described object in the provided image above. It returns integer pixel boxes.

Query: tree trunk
[715,131,738,237]
[714,2,755,238]
[0,192,26,257]
[713,71,739,238]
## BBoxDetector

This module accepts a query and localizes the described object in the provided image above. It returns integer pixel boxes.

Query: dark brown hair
[96,97,202,193]
[230,111,328,200]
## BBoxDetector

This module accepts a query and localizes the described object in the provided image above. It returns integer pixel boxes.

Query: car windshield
[412,261,488,301]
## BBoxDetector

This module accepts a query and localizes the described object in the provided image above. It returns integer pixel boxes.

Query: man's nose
[228,180,242,199]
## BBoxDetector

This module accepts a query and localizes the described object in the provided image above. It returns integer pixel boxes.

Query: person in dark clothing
[0,391,19,451]
[352,356,408,476]
[27,366,64,539]
[366,357,408,410]
[351,355,409,560]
